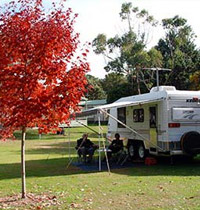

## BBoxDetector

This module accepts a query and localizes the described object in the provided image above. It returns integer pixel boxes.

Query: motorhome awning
[73,97,165,118]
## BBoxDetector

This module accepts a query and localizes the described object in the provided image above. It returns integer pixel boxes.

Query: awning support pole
[98,111,110,173]
[98,113,101,171]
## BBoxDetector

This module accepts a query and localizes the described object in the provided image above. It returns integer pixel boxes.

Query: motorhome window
[133,109,144,122]
[149,107,156,128]
[117,107,126,128]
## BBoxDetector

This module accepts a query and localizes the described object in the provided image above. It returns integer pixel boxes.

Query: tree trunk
[21,127,26,199]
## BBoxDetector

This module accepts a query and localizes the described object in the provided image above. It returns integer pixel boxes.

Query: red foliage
[0,0,90,139]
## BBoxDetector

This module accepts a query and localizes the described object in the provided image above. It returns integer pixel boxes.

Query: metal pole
[142,67,171,91]
[156,68,159,91]
[98,112,101,171]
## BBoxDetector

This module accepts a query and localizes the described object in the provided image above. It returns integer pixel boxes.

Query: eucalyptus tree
[86,75,106,100]
[93,2,159,94]
[100,72,130,103]
[156,15,200,89]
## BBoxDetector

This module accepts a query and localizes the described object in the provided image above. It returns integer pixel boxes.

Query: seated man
[76,133,98,163]
[107,133,124,160]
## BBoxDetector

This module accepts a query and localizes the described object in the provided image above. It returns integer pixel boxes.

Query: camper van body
[107,86,200,158]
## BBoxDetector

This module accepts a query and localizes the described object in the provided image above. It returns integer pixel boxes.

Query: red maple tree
[0,0,89,198]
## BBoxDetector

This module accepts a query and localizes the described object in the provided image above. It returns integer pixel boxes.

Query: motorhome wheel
[138,144,145,159]
[128,144,136,160]
[181,131,200,155]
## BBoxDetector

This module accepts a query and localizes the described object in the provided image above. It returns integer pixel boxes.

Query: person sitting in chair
[106,133,124,160]
[75,133,98,163]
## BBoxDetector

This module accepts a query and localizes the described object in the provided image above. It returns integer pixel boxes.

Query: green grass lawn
[0,126,200,210]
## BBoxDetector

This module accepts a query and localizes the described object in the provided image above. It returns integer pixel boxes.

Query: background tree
[86,73,134,103]
[0,0,89,198]
[93,2,158,94]
[86,75,106,100]
[156,15,200,89]
[106,81,133,103]
[100,72,131,103]
[100,72,127,94]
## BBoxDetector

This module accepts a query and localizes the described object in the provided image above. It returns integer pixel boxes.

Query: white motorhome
[74,85,200,160]
[107,86,200,160]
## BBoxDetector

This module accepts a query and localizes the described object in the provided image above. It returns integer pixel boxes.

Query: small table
[97,148,111,171]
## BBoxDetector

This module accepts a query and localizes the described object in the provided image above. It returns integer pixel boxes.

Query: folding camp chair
[116,147,129,165]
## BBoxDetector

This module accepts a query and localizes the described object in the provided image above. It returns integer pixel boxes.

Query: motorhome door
[149,107,158,147]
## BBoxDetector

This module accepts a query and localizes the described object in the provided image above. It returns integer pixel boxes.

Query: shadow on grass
[0,155,200,180]
[0,157,87,181]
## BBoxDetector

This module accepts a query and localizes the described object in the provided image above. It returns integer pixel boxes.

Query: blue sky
[1,0,200,78]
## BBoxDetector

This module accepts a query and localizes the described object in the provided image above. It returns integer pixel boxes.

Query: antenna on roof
[143,68,171,91]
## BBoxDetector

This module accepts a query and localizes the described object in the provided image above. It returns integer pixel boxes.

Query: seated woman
[106,133,124,160]
[75,133,98,163]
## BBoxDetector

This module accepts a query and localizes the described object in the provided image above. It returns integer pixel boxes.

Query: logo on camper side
[182,110,199,120]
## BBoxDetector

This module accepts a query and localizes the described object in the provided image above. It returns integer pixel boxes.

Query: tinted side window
[117,107,126,128]
[149,107,156,128]
[133,109,144,122]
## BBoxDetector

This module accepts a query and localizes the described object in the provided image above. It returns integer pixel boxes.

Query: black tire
[181,131,200,155]
[138,143,146,160]
[128,144,137,160]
